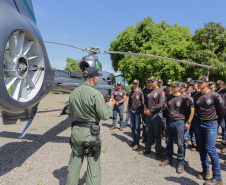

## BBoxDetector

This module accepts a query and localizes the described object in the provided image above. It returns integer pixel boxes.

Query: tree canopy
[109,17,226,86]
[64,57,81,71]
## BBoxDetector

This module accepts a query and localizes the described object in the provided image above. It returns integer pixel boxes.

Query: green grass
[29,128,37,131]
[27,167,33,172]
[125,86,132,93]
[102,147,107,154]
[56,101,65,103]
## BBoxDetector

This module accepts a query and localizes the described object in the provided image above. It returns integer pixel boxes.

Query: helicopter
[0,0,213,138]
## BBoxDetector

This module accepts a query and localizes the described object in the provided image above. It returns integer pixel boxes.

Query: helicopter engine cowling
[78,55,102,72]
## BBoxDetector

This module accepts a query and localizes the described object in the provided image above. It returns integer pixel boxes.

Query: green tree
[191,22,226,81]
[64,57,81,71]
[109,17,194,87]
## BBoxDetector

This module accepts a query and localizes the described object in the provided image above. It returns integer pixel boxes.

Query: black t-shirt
[126,88,144,113]
[163,94,190,121]
[142,88,152,109]
[186,88,195,97]
[216,89,226,114]
[146,87,165,114]
[194,91,224,123]
[112,89,126,102]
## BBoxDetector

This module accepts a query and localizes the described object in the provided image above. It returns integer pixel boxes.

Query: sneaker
[197,171,211,180]
[177,165,184,174]
[138,150,151,155]
[110,126,116,130]
[204,178,223,185]
[159,160,171,166]
[119,127,123,131]
[132,144,139,151]
[221,146,226,153]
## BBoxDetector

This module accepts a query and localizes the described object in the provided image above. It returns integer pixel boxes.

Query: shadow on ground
[0,116,73,176]
[53,166,86,185]
[165,176,200,185]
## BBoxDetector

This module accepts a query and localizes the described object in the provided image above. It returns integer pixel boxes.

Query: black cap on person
[83,67,103,78]
[180,82,187,88]
[209,81,215,85]
[185,78,192,83]
[216,80,224,85]
[146,77,151,82]
[171,80,181,87]
[166,79,172,86]
[197,76,209,83]
[133,79,139,84]
[150,76,158,82]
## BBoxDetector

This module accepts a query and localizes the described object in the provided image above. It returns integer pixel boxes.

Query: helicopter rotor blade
[44,41,213,69]
[44,41,84,51]
[108,51,213,69]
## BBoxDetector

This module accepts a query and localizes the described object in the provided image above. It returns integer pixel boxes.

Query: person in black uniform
[179,82,195,154]
[215,80,226,153]
[160,81,194,174]
[194,76,224,185]
[139,76,165,159]
[142,78,153,143]
[110,82,127,131]
[210,81,216,91]
[158,79,163,88]
[126,79,144,151]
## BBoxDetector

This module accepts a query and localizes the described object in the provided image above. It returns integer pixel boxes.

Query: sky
[32,0,226,75]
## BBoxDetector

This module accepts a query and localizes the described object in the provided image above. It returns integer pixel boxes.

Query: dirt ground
[0,94,226,185]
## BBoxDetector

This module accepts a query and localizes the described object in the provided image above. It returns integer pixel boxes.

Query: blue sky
[32,0,226,75]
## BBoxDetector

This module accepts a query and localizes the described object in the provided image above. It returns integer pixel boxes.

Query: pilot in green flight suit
[66,67,115,185]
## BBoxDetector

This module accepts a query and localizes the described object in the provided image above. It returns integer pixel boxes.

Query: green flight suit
[66,82,113,185]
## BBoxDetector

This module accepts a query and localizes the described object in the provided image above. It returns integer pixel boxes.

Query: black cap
[171,80,180,87]
[150,76,158,82]
[83,67,103,78]
[117,82,122,86]
[197,76,209,83]
[166,79,172,86]
[185,78,192,83]
[158,79,163,83]
[132,79,139,84]
[216,80,224,85]
[190,80,197,86]
[209,81,215,85]
[146,77,151,82]
[180,82,187,88]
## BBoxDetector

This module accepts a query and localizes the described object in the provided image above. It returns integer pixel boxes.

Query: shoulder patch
[218,97,223,104]
[101,95,104,99]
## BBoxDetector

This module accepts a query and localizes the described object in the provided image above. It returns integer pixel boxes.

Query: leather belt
[71,121,98,128]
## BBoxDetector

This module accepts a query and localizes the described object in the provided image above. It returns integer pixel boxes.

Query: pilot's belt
[71,121,98,128]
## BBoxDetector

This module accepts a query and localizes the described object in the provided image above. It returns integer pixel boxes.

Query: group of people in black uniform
[110,76,226,185]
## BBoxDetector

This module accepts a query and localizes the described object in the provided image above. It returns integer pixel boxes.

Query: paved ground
[0,94,226,185]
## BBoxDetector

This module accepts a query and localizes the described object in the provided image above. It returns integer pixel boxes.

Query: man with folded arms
[139,76,165,159]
